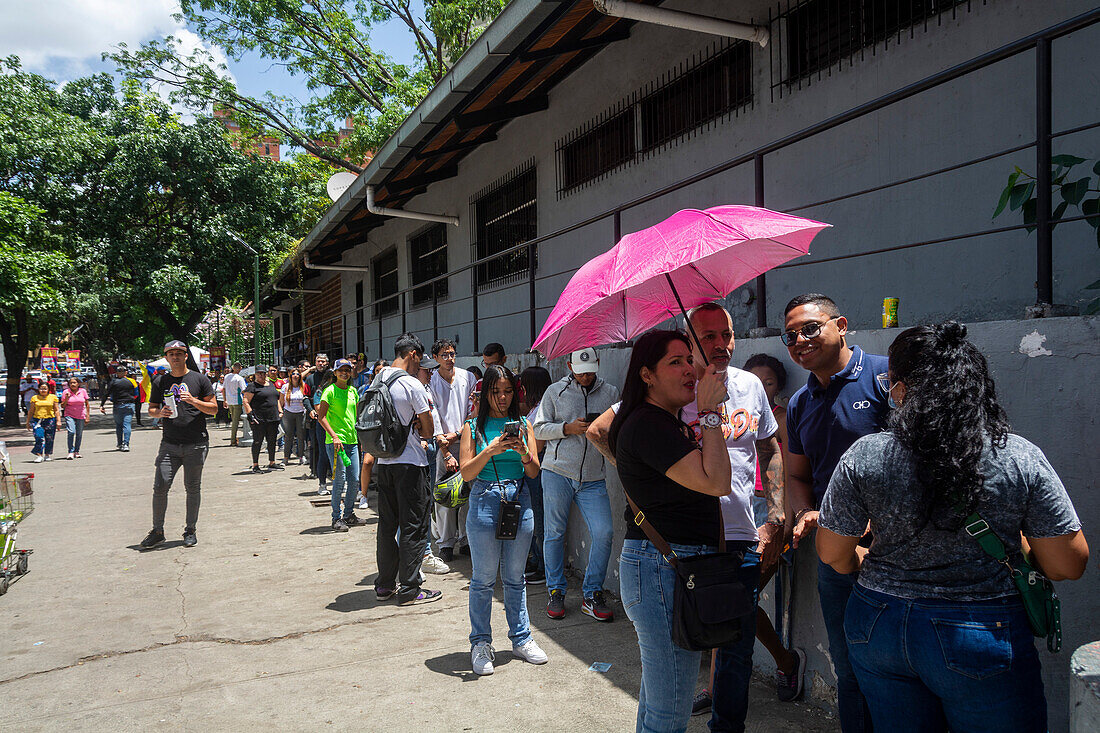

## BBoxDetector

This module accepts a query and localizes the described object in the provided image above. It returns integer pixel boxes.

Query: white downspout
[366,186,460,227]
[593,0,769,47]
[303,253,370,272]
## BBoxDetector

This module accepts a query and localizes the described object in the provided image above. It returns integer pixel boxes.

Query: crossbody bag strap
[960,511,1011,566]
[621,486,678,565]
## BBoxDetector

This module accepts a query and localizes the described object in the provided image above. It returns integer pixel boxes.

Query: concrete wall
[540,315,1096,732]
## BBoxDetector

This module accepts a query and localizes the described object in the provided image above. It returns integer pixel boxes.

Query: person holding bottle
[316,358,363,532]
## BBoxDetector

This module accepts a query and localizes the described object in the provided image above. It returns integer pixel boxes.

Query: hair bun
[935,321,967,347]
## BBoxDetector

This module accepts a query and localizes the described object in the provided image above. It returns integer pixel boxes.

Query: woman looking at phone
[459,364,546,676]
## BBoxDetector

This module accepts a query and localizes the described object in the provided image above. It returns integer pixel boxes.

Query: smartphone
[502,420,521,438]
[585,412,600,422]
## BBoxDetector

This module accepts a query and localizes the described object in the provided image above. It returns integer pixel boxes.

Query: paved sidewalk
[0,414,835,731]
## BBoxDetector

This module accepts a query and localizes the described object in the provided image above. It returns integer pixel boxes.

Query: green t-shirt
[472,416,528,482]
[320,383,358,444]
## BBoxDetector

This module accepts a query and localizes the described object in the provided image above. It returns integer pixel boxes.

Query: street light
[228,232,261,365]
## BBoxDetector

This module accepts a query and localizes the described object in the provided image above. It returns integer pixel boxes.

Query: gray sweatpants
[152,441,208,533]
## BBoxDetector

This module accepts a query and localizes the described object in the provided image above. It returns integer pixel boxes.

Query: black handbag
[623,490,754,651]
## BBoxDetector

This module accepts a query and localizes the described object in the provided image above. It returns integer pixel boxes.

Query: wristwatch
[699,410,723,430]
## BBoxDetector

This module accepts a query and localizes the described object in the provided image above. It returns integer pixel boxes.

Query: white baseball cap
[569,348,599,374]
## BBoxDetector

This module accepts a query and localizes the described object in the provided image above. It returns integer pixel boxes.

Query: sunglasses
[780,317,840,346]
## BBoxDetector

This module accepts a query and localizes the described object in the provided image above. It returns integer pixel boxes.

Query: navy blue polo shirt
[786,346,891,506]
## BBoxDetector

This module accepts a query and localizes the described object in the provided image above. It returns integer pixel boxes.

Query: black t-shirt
[150,370,214,445]
[615,403,722,546]
[244,381,281,422]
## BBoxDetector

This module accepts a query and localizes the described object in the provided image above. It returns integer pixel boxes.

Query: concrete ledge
[1071,642,1100,732]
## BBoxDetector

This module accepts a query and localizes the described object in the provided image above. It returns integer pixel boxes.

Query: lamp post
[228,232,261,365]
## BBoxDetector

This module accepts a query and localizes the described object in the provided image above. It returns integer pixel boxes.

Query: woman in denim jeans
[459,365,547,676]
[818,322,1089,733]
[607,331,733,733]
[60,377,91,459]
[27,381,62,462]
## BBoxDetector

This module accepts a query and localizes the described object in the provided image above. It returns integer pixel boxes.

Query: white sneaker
[33,455,44,463]
[471,642,495,676]
[66,453,74,460]
[299,456,307,465]
[512,638,548,665]
[357,495,369,510]
[317,484,329,496]
[422,554,450,575]
[44,455,52,462]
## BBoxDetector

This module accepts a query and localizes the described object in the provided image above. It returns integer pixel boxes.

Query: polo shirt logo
[852,400,871,409]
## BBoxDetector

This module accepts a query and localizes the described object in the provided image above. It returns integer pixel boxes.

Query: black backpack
[356,370,414,458]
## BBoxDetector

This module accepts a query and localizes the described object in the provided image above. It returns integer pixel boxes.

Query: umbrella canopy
[532,205,831,359]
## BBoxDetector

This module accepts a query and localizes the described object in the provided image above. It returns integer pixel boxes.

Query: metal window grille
[770,0,979,96]
[292,305,302,333]
[471,160,537,289]
[409,224,449,306]
[372,248,400,319]
[354,280,365,352]
[555,41,752,198]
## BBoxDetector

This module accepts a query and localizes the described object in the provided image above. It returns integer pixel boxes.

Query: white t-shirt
[429,368,476,452]
[223,373,247,406]
[282,384,307,414]
[375,367,432,467]
[681,367,778,542]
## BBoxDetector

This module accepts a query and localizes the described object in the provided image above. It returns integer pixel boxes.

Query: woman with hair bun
[816,321,1088,733]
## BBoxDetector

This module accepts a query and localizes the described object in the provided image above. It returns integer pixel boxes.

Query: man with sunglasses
[781,293,889,733]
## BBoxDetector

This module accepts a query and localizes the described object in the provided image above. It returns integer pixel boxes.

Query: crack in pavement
[0,606,446,687]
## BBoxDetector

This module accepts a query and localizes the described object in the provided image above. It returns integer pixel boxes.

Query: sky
[0,0,421,129]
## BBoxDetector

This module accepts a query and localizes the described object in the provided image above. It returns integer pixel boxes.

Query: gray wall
[543,315,1097,732]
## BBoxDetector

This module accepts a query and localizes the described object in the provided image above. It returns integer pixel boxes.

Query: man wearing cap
[532,348,620,622]
[100,363,139,451]
[141,340,217,549]
[223,362,249,447]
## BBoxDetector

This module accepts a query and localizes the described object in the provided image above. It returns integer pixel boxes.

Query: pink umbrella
[532,205,830,360]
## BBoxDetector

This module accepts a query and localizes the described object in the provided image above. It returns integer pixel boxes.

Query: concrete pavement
[0,413,834,731]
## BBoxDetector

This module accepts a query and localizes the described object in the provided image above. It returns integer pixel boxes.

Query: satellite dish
[326,171,358,202]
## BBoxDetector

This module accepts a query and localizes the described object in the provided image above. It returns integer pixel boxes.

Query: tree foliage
[108,0,508,173]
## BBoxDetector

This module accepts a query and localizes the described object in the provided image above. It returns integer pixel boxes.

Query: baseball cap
[569,348,599,374]
[333,358,354,370]
[255,364,268,372]
[164,340,187,352]
[420,357,440,370]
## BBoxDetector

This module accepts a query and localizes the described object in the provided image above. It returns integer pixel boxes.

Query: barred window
[472,162,537,289]
[372,248,400,319]
[409,224,448,305]
[558,106,635,193]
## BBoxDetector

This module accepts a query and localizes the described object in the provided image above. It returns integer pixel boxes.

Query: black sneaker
[182,530,197,548]
[375,587,395,601]
[332,518,349,532]
[459,544,470,556]
[581,590,614,622]
[398,588,442,605]
[547,589,566,619]
[251,465,263,474]
[139,529,165,550]
[776,647,807,702]
[691,689,712,716]
[524,568,546,585]
[342,513,364,527]
[269,463,285,471]
[439,547,454,563]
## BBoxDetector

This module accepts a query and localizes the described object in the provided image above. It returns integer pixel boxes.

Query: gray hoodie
[532,375,620,482]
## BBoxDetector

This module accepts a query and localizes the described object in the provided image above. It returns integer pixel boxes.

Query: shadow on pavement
[125,540,186,552]
[424,650,514,680]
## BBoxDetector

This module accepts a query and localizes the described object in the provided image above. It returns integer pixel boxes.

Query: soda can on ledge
[882,298,899,328]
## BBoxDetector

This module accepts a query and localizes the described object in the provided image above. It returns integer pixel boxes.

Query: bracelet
[794,508,812,523]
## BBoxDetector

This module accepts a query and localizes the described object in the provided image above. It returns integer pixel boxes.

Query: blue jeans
[31,417,57,456]
[846,585,1045,733]
[466,478,534,648]
[542,470,613,596]
[65,416,85,453]
[620,538,715,733]
[819,559,873,733]
[113,403,134,447]
[527,470,544,573]
[325,443,360,522]
[710,545,761,733]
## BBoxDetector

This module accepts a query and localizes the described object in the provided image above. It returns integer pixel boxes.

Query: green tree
[108,0,508,172]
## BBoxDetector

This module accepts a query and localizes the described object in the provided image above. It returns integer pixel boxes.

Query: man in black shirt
[141,341,217,549]
[99,364,138,451]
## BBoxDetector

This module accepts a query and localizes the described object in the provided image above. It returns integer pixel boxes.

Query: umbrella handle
[665,274,709,366]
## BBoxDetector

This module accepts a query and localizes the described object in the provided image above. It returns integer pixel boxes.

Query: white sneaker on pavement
[512,639,549,665]
[33,455,44,463]
[358,495,369,510]
[422,554,450,575]
[472,642,495,676]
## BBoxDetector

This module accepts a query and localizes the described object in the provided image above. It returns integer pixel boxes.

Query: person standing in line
[280,368,309,466]
[783,293,890,733]
[428,338,477,563]
[519,366,552,584]
[817,322,1088,733]
[243,365,283,473]
[60,376,90,459]
[223,363,248,447]
[27,380,62,462]
[372,334,440,605]
[414,355,450,575]
[141,341,217,550]
[213,370,228,426]
[305,353,333,494]
[533,348,620,623]
[100,364,138,451]
[317,359,364,532]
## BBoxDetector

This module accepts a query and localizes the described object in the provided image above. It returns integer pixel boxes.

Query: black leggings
[251,420,279,464]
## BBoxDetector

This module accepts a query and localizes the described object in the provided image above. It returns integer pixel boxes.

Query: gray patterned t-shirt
[819,432,1081,600]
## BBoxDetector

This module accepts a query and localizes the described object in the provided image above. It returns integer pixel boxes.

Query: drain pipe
[593,0,769,47]
[303,253,370,272]
[366,186,459,227]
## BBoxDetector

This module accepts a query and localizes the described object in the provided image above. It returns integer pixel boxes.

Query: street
[0,414,834,732]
